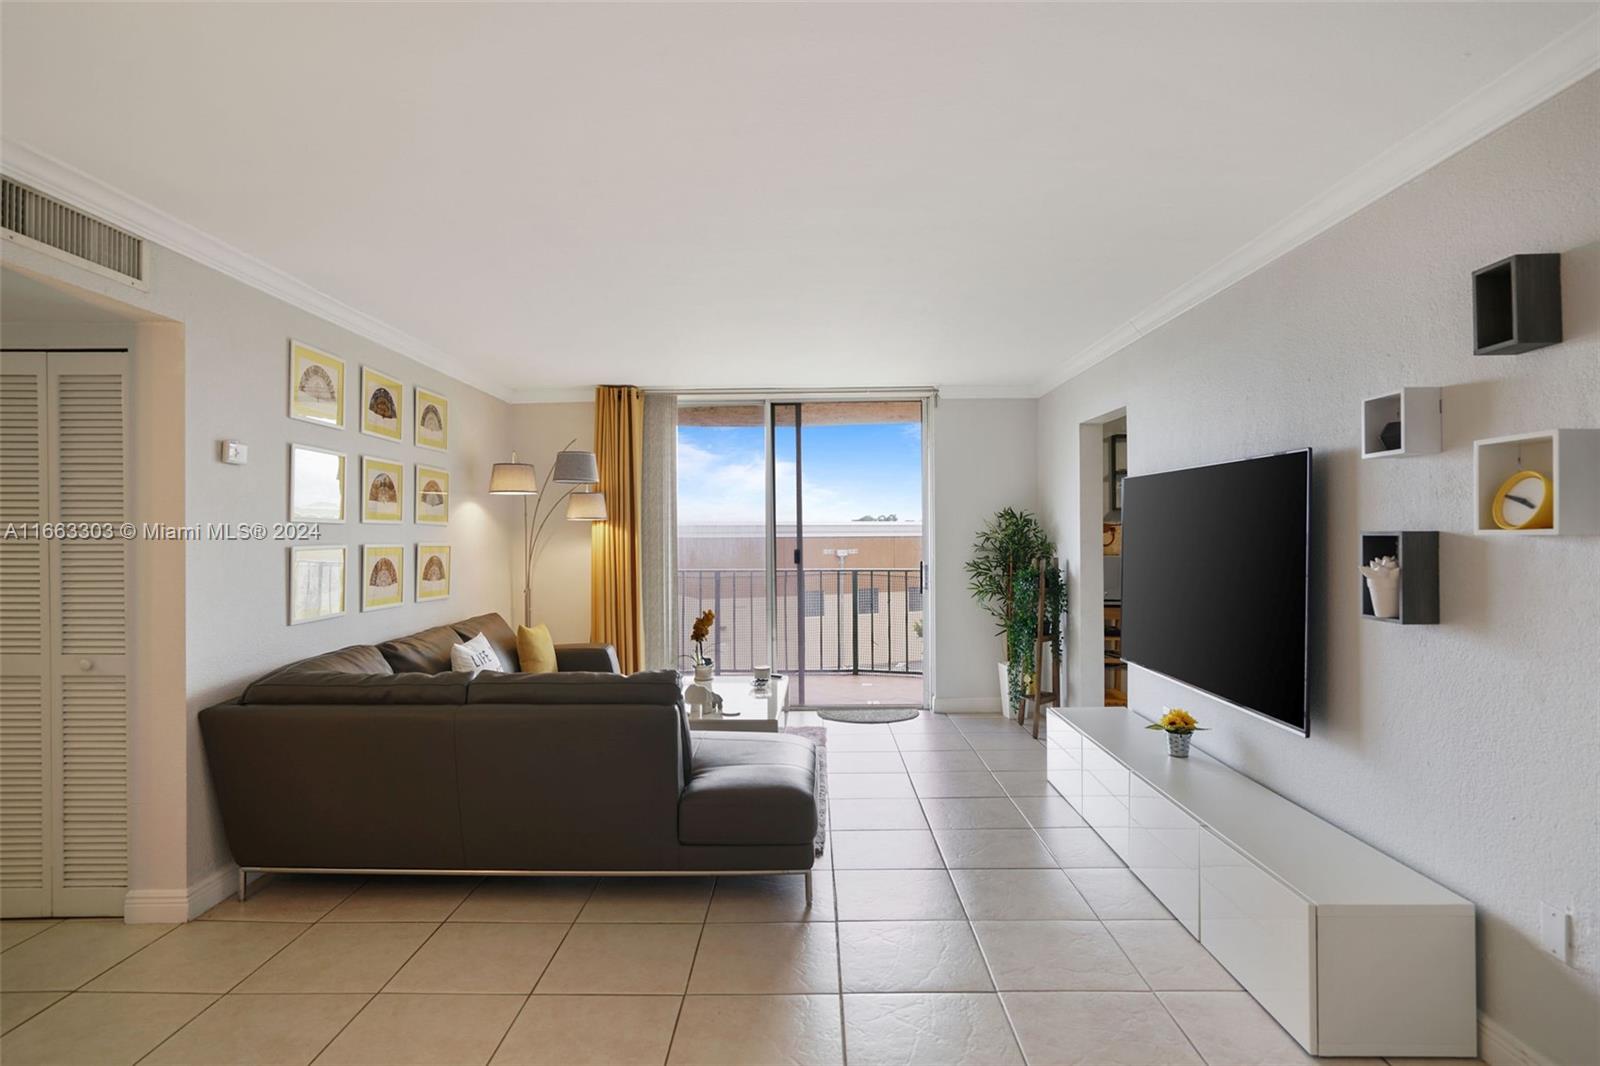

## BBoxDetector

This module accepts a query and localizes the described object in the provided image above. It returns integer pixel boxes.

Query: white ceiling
[2,3,1595,399]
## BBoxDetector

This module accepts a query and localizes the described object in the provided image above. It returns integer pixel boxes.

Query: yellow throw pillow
[516,623,558,674]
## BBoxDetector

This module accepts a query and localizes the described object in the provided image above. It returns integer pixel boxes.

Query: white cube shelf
[1473,429,1600,535]
[1361,387,1440,459]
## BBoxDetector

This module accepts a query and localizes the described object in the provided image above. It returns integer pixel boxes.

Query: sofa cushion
[451,632,501,675]
[377,625,462,673]
[273,644,393,677]
[467,669,682,705]
[451,614,519,673]
[554,644,622,673]
[516,623,558,674]
[242,671,470,705]
[679,734,817,847]
[690,732,816,772]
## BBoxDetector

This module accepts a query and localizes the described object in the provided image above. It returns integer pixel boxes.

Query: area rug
[784,725,828,858]
[815,706,921,724]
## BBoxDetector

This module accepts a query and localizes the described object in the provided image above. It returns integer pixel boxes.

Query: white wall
[1037,75,1599,1064]
[2,239,517,908]
[931,398,1038,710]
[508,401,595,642]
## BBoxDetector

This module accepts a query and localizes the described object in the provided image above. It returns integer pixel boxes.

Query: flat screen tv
[1120,449,1311,735]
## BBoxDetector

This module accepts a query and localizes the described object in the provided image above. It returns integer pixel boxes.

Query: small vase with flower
[1146,707,1207,757]
[689,609,716,682]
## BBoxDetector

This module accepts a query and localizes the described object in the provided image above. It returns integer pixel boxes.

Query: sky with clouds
[678,421,922,525]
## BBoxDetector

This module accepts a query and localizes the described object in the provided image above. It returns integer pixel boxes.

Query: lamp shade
[488,458,538,495]
[566,490,608,521]
[551,449,600,485]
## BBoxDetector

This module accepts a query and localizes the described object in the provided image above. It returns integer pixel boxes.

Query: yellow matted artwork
[416,465,450,525]
[288,341,345,428]
[417,544,452,602]
[361,366,405,442]
[416,388,449,451]
[362,544,405,611]
[361,456,404,523]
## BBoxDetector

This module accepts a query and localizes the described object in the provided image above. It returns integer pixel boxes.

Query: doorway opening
[1100,411,1128,706]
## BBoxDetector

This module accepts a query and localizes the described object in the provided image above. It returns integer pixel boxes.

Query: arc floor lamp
[489,440,607,626]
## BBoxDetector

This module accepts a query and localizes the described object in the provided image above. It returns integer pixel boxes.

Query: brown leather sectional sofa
[200,613,822,900]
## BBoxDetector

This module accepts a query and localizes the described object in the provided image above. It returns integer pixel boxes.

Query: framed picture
[362,544,405,611]
[288,340,345,428]
[416,465,450,525]
[415,388,449,451]
[417,544,452,602]
[288,545,346,624]
[289,444,346,523]
[361,456,404,523]
[361,366,405,442]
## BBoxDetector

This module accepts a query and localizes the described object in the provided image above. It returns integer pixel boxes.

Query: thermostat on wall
[219,440,248,465]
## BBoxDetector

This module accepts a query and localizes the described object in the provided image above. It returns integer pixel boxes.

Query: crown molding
[937,384,1037,401]
[508,386,599,405]
[1033,14,1600,398]
[0,138,514,401]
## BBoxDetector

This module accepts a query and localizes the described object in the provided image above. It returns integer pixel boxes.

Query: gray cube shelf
[1360,532,1439,625]
[1472,253,1562,355]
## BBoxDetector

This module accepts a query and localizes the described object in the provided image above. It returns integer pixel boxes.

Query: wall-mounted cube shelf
[1360,532,1439,625]
[1473,429,1600,536]
[1472,254,1562,355]
[1361,388,1441,459]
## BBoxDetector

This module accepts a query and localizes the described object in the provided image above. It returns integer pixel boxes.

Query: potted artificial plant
[1146,707,1207,757]
[966,508,1064,715]
[689,609,715,681]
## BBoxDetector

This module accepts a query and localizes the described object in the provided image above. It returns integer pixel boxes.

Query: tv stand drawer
[1199,830,1316,1050]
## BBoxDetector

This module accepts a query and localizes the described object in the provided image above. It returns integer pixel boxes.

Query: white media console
[1049,707,1476,1058]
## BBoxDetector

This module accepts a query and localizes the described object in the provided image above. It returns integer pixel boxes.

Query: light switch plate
[1540,903,1570,962]
[220,440,248,465]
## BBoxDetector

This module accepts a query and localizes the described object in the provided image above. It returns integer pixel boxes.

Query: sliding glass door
[676,398,927,709]
[675,403,771,680]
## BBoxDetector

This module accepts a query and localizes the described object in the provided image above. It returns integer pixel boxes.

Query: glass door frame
[674,391,932,710]
[765,396,932,711]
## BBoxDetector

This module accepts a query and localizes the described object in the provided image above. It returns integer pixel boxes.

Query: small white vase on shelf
[694,661,714,683]
[1360,555,1402,619]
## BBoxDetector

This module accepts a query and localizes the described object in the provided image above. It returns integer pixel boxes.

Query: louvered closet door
[0,353,53,917]
[47,353,130,916]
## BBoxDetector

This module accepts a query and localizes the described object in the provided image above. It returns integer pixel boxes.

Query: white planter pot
[997,661,1011,714]
[1366,575,1401,619]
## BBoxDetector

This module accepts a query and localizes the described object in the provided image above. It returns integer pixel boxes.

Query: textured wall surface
[2,238,517,891]
[1038,75,1599,1063]
[933,398,1039,708]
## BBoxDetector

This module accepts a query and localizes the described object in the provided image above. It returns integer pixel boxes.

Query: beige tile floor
[0,710,1482,1066]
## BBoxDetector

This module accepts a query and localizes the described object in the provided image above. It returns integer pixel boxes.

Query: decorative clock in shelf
[1491,470,1553,531]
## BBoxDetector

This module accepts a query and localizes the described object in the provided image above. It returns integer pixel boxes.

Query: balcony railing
[679,567,925,677]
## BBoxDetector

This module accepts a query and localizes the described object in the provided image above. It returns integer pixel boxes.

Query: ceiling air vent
[2,177,144,283]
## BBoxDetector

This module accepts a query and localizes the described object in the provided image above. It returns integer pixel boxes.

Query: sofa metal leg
[804,871,813,907]
[238,868,248,903]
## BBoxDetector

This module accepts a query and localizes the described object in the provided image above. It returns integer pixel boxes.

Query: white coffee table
[683,674,789,732]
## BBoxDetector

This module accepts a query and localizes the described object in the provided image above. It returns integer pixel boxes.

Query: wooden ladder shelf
[1014,554,1060,739]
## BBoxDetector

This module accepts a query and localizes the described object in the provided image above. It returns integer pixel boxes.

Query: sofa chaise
[200,613,823,901]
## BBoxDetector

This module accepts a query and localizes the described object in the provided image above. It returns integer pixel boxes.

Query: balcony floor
[790,671,924,708]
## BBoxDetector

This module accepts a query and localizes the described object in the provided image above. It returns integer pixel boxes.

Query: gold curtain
[591,385,645,672]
